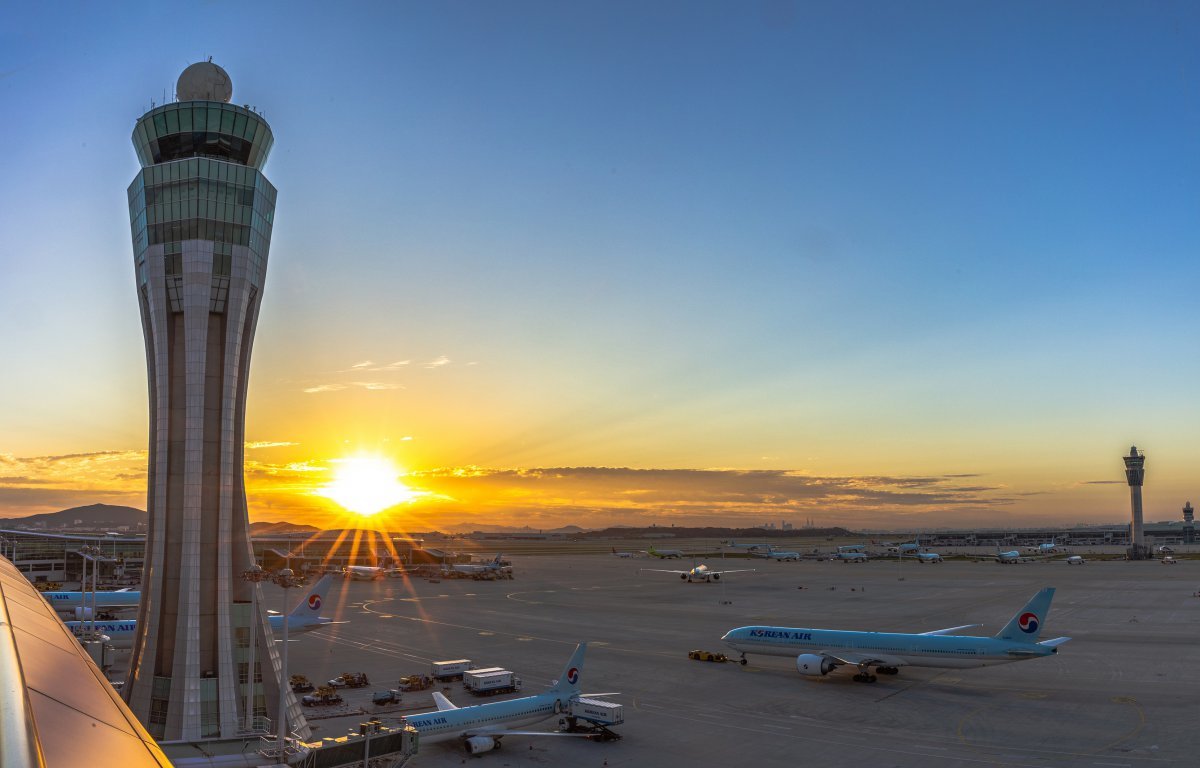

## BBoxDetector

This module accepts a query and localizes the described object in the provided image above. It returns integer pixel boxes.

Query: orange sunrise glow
[315,455,424,516]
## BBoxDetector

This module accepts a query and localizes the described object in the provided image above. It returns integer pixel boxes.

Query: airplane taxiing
[914,552,942,563]
[641,563,755,583]
[1066,555,1086,565]
[403,642,606,754]
[646,545,684,559]
[726,542,800,561]
[66,575,341,648]
[835,552,867,563]
[722,587,1069,683]
[995,549,1022,564]
[611,548,634,558]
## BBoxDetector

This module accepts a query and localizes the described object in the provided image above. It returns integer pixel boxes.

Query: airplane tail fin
[290,575,332,619]
[547,643,586,697]
[994,587,1055,643]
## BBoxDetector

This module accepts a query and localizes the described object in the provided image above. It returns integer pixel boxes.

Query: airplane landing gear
[876,666,899,675]
[853,663,877,683]
[738,654,748,666]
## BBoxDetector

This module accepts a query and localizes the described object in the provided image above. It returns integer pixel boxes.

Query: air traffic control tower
[1123,446,1148,559]
[125,62,307,742]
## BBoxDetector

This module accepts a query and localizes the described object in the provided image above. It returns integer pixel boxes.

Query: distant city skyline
[2,3,1198,531]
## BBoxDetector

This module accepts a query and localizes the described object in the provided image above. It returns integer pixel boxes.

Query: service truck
[568,697,624,726]
[461,667,505,687]
[464,670,521,696]
[430,659,473,681]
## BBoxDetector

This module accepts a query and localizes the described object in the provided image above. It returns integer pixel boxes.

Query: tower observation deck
[124,62,306,742]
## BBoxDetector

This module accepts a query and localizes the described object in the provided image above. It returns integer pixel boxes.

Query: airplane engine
[680,573,689,580]
[464,736,500,754]
[796,654,837,676]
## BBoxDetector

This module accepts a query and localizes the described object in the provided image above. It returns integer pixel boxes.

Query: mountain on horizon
[1,503,146,529]
[249,521,322,535]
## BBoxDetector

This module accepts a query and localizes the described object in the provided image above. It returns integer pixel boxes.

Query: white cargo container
[430,659,473,681]
[461,667,506,687]
[569,697,624,726]
[464,670,521,695]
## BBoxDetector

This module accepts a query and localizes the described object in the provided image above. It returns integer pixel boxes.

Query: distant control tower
[1184,501,1194,544]
[124,62,306,742]
[1122,446,1147,559]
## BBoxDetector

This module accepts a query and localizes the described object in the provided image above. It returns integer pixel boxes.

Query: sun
[316,456,423,516]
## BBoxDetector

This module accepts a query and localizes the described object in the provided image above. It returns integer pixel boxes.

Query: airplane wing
[708,569,756,576]
[919,624,981,636]
[432,691,459,711]
[819,650,907,668]
[640,569,689,575]
[465,727,595,738]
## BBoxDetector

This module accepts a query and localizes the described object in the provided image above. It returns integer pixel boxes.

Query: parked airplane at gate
[641,563,755,583]
[44,588,141,615]
[722,587,1068,683]
[646,546,684,559]
[66,575,340,648]
[447,554,506,576]
[344,564,388,580]
[403,643,604,754]
[725,542,800,561]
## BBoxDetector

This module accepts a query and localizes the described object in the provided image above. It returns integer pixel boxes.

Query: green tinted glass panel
[180,107,192,132]
[194,106,207,131]
[233,112,247,139]
[208,106,221,132]
[152,112,167,135]
[220,109,234,134]
[165,108,178,133]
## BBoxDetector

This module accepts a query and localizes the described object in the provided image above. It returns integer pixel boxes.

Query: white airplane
[611,548,634,558]
[1158,546,1175,555]
[646,545,684,559]
[66,575,340,648]
[641,563,755,583]
[835,552,867,563]
[915,552,942,563]
[403,643,605,754]
[447,553,506,575]
[722,587,1069,683]
[43,587,140,615]
[995,549,1022,564]
[1162,556,1177,565]
[344,565,387,580]
[1065,555,1085,565]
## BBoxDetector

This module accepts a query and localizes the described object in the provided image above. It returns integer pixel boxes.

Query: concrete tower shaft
[1123,446,1147,556]
[124,65,306,742]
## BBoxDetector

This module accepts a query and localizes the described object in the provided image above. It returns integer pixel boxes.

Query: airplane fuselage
[44,591,141,612]
[404,693,562,745]
[67,613,331,648]
[722,627,1059,670]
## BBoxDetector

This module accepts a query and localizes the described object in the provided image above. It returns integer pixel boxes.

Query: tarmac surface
[273,554,1198,767]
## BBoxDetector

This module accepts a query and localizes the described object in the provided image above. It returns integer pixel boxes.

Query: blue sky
[1,2,1197,528]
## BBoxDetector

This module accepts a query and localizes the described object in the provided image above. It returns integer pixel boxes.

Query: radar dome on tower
[176,59,232,102]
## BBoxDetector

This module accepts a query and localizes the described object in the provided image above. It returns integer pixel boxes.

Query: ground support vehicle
[398,674,433,691]
[464,670,521,696]
[560,697,623,741]
[301,686,344,707]
[688,649,728,662]
[290,675,314,693]
[431,659,473,681]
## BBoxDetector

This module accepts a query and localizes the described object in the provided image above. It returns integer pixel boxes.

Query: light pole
[241,564,270,732]
[272,566,303,756]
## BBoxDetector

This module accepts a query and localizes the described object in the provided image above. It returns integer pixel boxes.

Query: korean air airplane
[404,643,604,754]
[43,588,141,615]
[65,575,339,648]
[722,587,1069,683]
